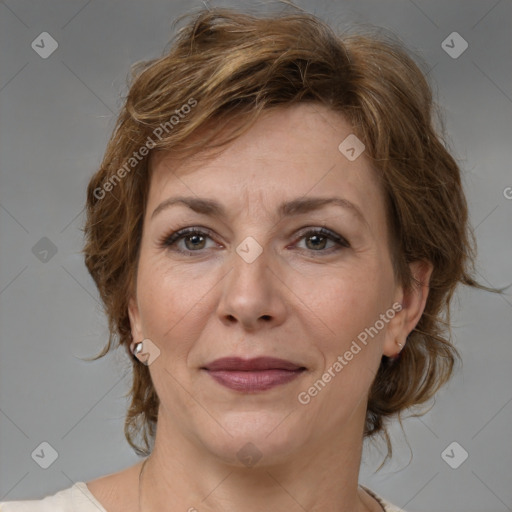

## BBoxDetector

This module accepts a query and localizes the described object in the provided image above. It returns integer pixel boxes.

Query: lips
[202,357,306,392]
[203,357,304,372]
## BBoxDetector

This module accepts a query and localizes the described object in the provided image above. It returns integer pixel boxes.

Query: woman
[0,4,493,512]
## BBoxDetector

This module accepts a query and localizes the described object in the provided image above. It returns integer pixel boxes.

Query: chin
[198,410,308,468]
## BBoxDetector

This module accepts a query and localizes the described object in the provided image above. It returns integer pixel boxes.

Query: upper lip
[202,357,305,371]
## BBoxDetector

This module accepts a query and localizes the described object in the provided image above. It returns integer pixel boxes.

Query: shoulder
[360,485,407,512]
[0,482,107,512]
[0,461,142,512]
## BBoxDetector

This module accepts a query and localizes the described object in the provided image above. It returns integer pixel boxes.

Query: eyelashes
[158,226,350,256]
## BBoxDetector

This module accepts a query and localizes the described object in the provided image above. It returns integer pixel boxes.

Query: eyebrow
[151,195,368,226]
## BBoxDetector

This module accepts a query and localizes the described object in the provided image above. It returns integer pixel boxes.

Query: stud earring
[389,341,404,362]
[130,340,144,357]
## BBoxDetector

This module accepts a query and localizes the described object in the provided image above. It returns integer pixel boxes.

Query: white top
[0,482,406,511]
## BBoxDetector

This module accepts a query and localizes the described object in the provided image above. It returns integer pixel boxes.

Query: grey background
[0,1,511,511]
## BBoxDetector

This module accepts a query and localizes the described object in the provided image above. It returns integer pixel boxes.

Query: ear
[382,260,434,357]
[128,295,144,343]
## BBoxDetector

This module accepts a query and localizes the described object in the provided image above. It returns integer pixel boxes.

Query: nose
[216,240,287,332]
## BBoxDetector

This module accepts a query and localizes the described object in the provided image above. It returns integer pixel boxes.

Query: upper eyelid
[161,226,349,249]
[165,225,342,239]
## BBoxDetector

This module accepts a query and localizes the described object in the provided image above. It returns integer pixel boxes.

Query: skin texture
[87,103,432,512]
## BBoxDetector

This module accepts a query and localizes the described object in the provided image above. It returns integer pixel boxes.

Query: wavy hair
[82,4,499,461]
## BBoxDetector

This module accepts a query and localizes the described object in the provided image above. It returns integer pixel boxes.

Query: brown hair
[82,4,499,461]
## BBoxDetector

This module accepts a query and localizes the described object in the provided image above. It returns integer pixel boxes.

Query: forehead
[147,104,386,227]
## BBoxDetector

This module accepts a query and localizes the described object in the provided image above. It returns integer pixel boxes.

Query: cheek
[135,254,217,354]
[299,269,393,420]
[308,262,393,351]
[135,257,179,338]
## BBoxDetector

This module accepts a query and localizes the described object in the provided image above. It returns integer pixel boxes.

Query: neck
[139,408,371,512]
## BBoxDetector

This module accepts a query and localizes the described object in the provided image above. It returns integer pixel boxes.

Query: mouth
[201,357,307,392]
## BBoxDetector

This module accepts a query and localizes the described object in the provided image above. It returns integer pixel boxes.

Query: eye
[159,227,218,254]
[292,227,350,254]
[160,226,350,256]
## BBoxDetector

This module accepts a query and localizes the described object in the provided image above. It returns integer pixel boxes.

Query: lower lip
[204,369,305,392]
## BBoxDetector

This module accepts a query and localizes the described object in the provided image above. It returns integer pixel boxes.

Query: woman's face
[129,103,426,466]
